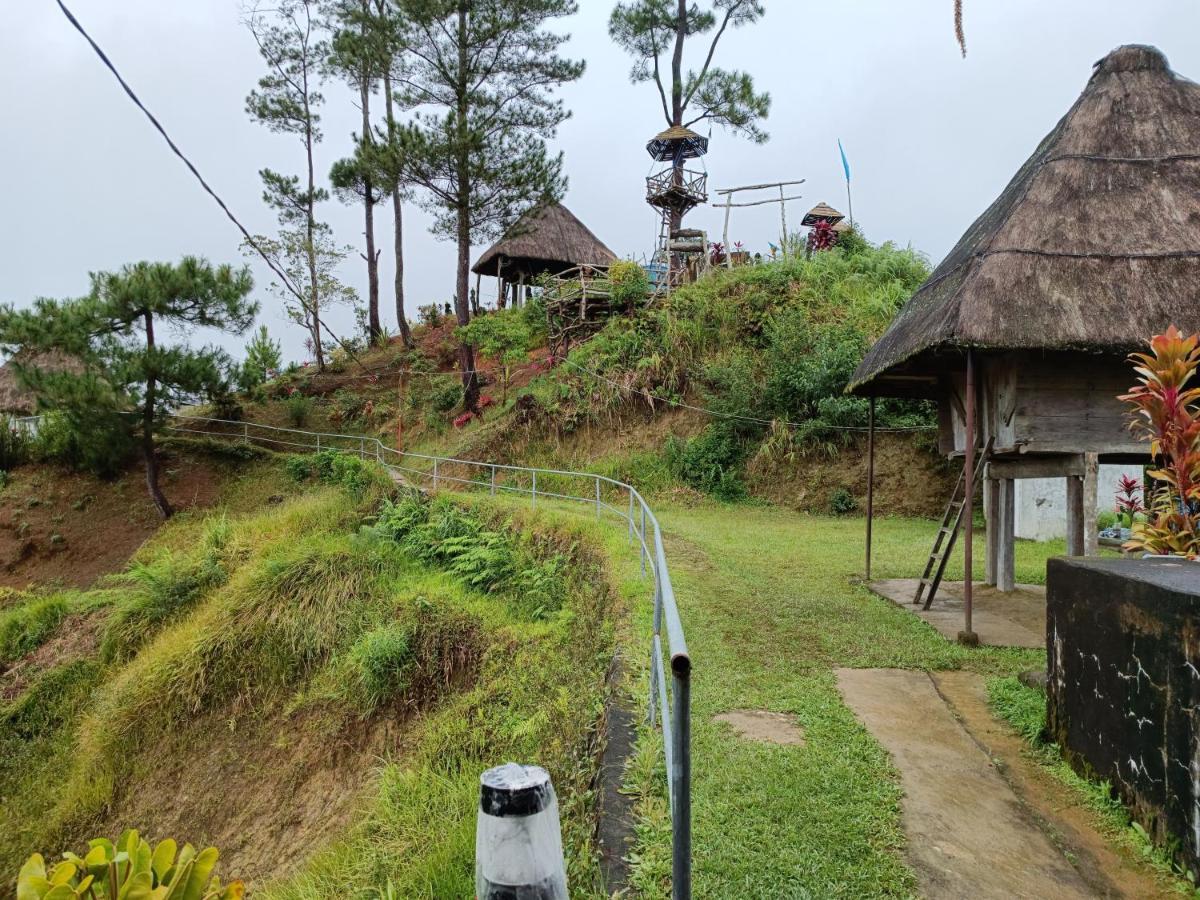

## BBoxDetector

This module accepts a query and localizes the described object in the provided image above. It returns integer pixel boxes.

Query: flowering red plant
[806,221,838,253]
[1115,474,1144,520]
[1120,326,1200,558]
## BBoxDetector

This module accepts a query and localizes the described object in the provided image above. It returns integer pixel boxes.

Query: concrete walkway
[870,578,1046,648]
[836,668,1096,899]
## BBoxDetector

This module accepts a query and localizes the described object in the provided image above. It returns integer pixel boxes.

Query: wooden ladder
[914,440,992,610]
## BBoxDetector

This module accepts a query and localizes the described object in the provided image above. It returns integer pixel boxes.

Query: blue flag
[838,139,851,183]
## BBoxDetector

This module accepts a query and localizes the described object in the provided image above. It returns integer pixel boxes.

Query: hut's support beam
[1083,452,1099,557]
[1066,475,1084,556]
[997,478,1016,592]
[984,478,999,586]
[961,350,978,645]
[865,397,875,581]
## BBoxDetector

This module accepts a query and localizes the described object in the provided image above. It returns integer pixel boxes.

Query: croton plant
[1119,325,1200,559]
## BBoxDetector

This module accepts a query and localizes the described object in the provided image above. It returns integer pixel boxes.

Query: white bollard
[475,763,568,899]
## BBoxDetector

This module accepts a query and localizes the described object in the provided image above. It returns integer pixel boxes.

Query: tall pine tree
[0,259,257,518]
[609,0,770,229]
[394,0,583,409]
[245,0,332,369]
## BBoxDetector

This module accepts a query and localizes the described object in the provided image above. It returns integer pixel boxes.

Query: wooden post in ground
[722,195,733,269]
[866,396,876,581]
[997,478,1016,592]
[1083,452,1099,556]
[1066,471,1085,556]
[961,350,978,645]
[985,477,1000,586]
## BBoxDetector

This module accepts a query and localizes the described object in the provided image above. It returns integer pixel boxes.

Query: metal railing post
[359,436,365,459]
[490,465,496,496]
[243,422,249,441]
[595,476,601,519]
[316,434,320,452]
[640,505,647,576]
[531,471,537,509]
[433,459,439,490]
[672,666,692,900]
[628,490,634,544]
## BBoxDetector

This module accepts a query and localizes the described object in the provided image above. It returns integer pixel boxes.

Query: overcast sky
[3,1,1198,363]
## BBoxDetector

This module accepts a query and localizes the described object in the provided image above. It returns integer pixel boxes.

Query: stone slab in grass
[870,578,1046,649]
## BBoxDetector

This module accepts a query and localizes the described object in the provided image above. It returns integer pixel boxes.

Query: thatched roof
[646,125,709,161]
[0,350,84,414]
[850,45,1200,396]
[802,202,845,227]
[471,202,618,278]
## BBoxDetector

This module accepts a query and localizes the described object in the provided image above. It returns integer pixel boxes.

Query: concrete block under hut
[850,45,1200,642]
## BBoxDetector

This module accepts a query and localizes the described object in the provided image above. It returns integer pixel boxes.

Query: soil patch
[0,451,223,590]
[94,706,408,889]
[0,609,106,700]
[714,709,806,746]
[836,667,1095,899]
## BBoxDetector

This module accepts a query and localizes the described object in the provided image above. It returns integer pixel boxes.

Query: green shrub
[99,551,228,664]
[829,487,858,515]
[0,595,69,664]
[285,392,314,427]
[608,259,649,310]
[347,623,415,712]
[2,659,100,739]
[431,382,462,413]
[666,425,747,500]
[29,410,134,477]
[0,417,32,471]
[1097,509,1118,530]
[285,454,315,482]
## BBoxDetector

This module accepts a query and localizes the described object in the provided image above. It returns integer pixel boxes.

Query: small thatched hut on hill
[471,202,617,309]
[0,350,83,415]
[849,45,1200,639]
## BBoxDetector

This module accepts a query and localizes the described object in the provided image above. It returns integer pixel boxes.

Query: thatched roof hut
[853,45,1200,627]
[850,44,1200,398]
[0,350,83,415]
[471,202,617,282]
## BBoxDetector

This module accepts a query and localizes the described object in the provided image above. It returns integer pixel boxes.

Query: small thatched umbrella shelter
[849,45,1200,641]
[471,202,617,309]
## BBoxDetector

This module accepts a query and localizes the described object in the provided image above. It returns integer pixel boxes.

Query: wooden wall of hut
[936,352,1143,461]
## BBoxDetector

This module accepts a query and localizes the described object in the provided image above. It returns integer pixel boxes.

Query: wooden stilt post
[866,396,876,581]
[985,477,999,586]
[779,184,788,257]
[496,258,503,309]
[961,350,978,645]
[997,478,1016,592]
[1083,452,1099,557]
[1066,467,1085,556]
[475,272,482,311]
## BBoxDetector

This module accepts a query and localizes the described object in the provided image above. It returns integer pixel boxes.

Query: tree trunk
[141,311,172,519]
[360,18,381,343]
[454,2,480,411]
[382,70,413,349]
[302,55,324,371]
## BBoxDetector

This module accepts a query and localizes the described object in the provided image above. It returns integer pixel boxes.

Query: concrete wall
[1047,558,1200,871]
[1014,465,1143,541]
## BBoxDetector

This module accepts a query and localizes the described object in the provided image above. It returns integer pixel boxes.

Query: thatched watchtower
[849,45,1200,639]
[471,202,617,310]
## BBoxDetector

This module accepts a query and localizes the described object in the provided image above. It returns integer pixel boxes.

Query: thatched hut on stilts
[849,45,1200,643]
[471,202,617,310]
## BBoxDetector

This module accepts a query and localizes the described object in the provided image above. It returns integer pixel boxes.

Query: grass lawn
[624,504,1056,898]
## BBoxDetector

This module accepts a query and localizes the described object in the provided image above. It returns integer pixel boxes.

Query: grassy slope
[0,456,632,898]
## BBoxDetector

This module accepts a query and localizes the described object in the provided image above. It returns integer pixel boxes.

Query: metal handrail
[163,413,693,898]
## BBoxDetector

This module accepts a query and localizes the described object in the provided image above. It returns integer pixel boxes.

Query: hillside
[0,447,632,895]
[237,241,953,517]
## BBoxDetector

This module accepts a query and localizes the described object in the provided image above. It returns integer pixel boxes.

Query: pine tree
[0,259,257,519]
[245,0,332,370]
[327,0,386,342]
[609,0,770,229]
[394,0,584,410]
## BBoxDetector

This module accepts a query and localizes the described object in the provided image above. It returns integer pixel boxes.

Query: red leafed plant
[806,220,838,253]
[1119,325,1200,558]
[1114,474,1143,526]
[478,394,496,410]
[452,411,474,429]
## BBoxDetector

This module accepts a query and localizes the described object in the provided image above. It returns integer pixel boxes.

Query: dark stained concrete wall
[1047,557,1200,868]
